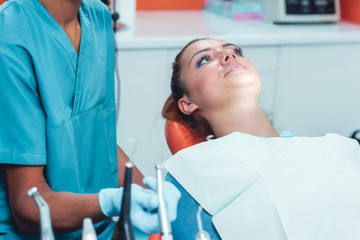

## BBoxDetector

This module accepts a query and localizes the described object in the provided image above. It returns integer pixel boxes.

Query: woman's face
[179,39,261,113]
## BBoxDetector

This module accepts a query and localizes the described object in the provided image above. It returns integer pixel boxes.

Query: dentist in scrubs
[0,0,180,239]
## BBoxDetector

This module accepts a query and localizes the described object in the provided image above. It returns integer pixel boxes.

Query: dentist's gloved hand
[99,184,159,233]
[143,176,181,223]
[98,176,181,234]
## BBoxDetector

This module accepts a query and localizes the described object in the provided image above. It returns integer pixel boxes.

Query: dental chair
[148,120,206,240]
[164,119,206,155]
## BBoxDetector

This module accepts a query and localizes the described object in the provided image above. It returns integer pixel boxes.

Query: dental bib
[164,132,360,240]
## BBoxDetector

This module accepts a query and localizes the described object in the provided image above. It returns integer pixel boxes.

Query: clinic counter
[116,10,360,49]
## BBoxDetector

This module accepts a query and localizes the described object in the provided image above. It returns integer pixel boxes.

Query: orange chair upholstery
[164,120,205,155]
[148,120,205,240]
[148,233,161,240]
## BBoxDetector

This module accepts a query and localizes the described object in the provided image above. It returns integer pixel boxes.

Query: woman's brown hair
[162,38,213,139]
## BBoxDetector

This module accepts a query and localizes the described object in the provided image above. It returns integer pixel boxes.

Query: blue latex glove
[143,176,181,223]
[99,177,181,234]
[99,184,159,233]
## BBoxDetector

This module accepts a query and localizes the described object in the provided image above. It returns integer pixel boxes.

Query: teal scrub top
[0,0,118,238]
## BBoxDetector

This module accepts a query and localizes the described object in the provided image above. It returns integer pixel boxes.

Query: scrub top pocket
[44,102,118,194]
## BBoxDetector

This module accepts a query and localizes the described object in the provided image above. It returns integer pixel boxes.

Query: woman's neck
[205,104,280,138]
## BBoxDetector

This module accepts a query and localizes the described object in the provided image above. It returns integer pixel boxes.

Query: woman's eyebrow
[222,43,237,48]
[188,48,210,67]
[188,43,239,67]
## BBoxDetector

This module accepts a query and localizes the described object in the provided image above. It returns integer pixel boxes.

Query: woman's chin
[226,74,259,89]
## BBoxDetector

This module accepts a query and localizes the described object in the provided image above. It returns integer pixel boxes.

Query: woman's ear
[178,96,199,115]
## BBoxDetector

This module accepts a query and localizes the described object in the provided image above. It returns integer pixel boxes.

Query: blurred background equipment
[340,0,360,25]
[204,0,263,21]
[263,0,340,23]
[136,0,204,10]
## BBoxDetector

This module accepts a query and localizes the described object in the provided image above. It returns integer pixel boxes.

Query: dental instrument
[112,161,134,240]
[27,187,55,240]
[82,218,97,240]
[155,163,173,240]
[195,206,211,240]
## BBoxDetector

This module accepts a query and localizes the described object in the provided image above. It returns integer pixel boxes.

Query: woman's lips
[225,63,246,76]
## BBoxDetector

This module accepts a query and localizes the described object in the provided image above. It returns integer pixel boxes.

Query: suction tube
[155,163,173,240]
[195,206,211,240]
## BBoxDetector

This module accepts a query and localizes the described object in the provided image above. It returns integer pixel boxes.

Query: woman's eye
[234,47,243,57]
[196,55,211,68]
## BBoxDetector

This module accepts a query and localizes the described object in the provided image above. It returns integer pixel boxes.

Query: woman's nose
[221,50,237,64]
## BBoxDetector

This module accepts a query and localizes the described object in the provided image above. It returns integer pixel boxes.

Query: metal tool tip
[125,161,134,168]
[155,163,164,170]
[27,187,38,197]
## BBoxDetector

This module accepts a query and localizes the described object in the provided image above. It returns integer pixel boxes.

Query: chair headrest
[165,120,205,155]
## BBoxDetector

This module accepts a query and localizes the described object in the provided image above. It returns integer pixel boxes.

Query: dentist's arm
[5,165,180,234]
[5,164,105,234]
[116,145,146,188]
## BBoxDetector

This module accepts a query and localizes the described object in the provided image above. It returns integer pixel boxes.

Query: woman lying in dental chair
[161,38,360,240]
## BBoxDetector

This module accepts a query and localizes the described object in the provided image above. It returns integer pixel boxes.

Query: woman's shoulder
[280,131,294,138]
[165,173,221,239]
[165,173,187,194]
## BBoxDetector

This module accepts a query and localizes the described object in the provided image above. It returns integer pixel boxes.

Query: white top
[116,10,360,49]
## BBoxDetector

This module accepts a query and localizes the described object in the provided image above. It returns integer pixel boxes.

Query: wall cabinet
[275,43,360,137]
